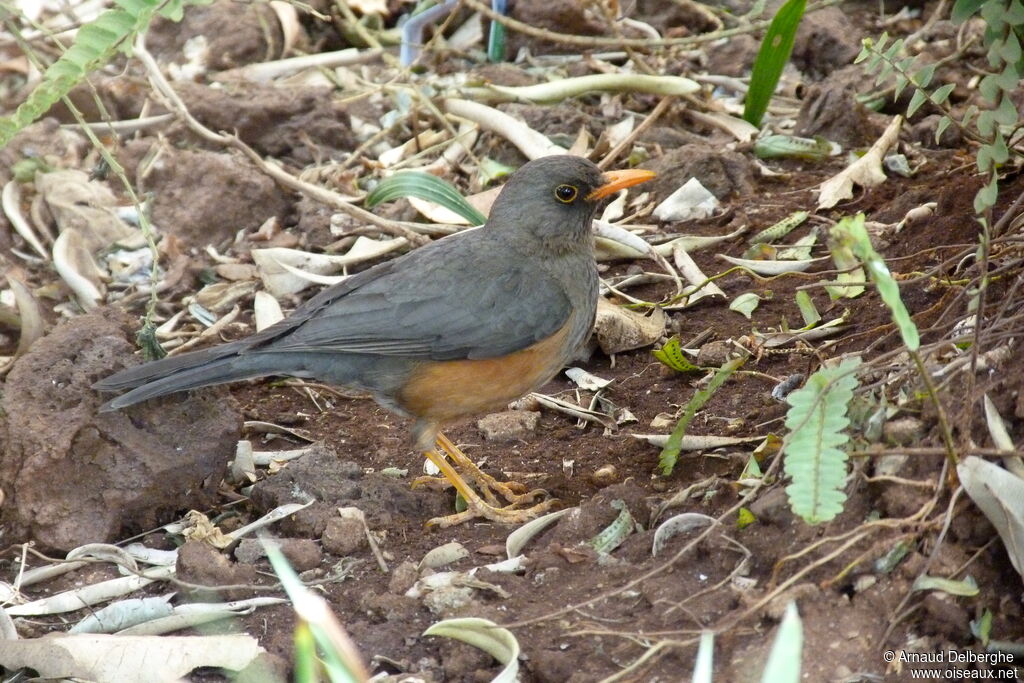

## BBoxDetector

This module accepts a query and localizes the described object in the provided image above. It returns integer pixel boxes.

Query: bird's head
[488,155,655,252]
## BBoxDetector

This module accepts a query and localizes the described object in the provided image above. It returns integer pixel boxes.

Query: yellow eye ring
[554,184,578,203]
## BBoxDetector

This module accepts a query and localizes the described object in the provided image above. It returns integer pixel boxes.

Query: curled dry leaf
[653,177,720,222]
[6,565,176,616]
[35,169,139,250]
[818,116,902,209]
[269,0,302,55]
[423,618,520,683]
[69,596,174,634]
[408,196,473,225]
[195,280,259,314]
[958,456,1024,578]
[632,433,766,450]
[443,98,568,160]
[717,253,829,275]
[675,244,726,304]
[593,298,667,355]
[420,541,470,570]
[252,237,406,296]
[253,290,284,331]
[52,228,105,311]
[983,394,1024,479]
[6,276,45,359]
[0,633,263,683]
[2,180,48,259]
[565,366,612,391]
[505,508,573,559]
[652,512,716,556]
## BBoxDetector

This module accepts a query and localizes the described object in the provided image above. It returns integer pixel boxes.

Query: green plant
[743,0,807,127]
[0,0,211,147]
[365,171,487,225]
[856,0,1024,214]
[782,356,860,524]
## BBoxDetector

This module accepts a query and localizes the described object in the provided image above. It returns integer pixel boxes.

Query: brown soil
[0,0,1022,682]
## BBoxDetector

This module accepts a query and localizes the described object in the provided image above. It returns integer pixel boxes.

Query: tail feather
[95,341,265,411]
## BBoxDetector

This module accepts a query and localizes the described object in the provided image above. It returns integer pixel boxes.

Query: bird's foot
[412,470,541,507]
[426,497,560,529]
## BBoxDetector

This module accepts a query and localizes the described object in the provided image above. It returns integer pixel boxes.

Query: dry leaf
[818,116,902,209]
[593,298,666,354]
[36,170,138,250]
[0,633,263,683]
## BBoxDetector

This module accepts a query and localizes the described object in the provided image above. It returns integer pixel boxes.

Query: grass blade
[743,0,807,126]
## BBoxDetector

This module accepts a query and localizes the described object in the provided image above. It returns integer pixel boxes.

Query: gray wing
[254,235,572,361]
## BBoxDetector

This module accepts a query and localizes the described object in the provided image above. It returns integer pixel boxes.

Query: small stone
[883,417,925,446]
[590,465,618,487]
[695,340,735,367]
[477,410,541,442]
[176,540,258,601]
[276,538,322,572]
[388,560,419,595]
[234,538,265,565]
[321,516,367,556]
[763,583,821,620]
[214,263,258,281]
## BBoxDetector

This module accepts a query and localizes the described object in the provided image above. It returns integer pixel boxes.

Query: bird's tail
[94,341,268,411]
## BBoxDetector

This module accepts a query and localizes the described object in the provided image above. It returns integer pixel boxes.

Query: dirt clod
[476,410,541,442]
[0,310,238,550]
[177,540,259,601]
[322,515,368,556]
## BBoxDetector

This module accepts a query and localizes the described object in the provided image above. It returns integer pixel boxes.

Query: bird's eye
[554,184,578,203]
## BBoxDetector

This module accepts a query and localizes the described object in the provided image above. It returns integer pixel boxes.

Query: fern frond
[783,357,860,523]
[0,0,184,147]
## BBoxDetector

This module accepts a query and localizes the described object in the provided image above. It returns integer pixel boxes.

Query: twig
[598,96,673,170]
[134,37,432,246]
[458,0,843,49]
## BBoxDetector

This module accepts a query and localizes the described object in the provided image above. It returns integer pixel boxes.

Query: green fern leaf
[783,357,860,523]
[0,0,168,147]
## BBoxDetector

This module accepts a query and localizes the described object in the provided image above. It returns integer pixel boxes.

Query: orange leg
[418,433,558,528]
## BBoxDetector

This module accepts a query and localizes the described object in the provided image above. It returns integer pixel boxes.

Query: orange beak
[587,168,657,201]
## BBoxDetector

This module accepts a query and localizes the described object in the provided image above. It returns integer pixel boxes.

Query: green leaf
[730,292,764,319]
[749,211,810,244]
[487,16,506,62]
[424,618,520,683]
[913,574,980,597]
[743,0,807,127]
[783,357,861,523]
[906,89,929,118]
[365,172,487,225]
[931,83,955,105]
[760,603,803,683]
[652,336,703,373]
[737,507,756,529]
[934,116,952,144]
[977,109,996,137]
[0,0,164,147]
[834,214,920,350]
[979,73,1000,102]
[753,135,833,160]
[914,63,936,88]
[893,73,909,100]
[994,95,1018,125]
[1000,31,1022,64]
[951,0,985,22]
[1008,0,1024,23]
[659,357,745,475]
[961,104,979,129]
[795,290,821,327]
[990,131,1010,164]
[974,172,999,213]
